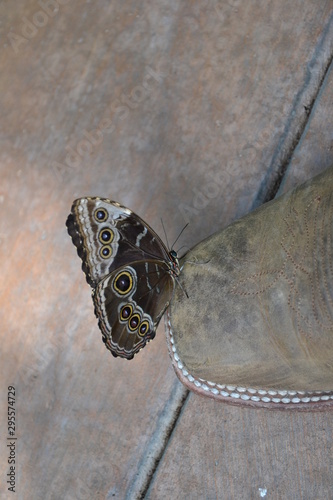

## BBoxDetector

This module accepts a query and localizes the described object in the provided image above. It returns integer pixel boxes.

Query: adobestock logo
[7,0,70,54]
[178,169,228,223]
[52,65,166,181]
[214,0,242,23]
[178,144,263,223]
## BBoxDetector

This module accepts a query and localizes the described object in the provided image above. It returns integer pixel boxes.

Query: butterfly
[66,197,180,360]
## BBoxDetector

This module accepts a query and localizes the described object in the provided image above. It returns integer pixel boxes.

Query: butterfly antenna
[175,244,189,256]
[160,218,170,249]
[171,223,189,251]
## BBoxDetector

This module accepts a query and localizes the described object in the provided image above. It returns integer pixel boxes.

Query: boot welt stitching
[165,313,333,406]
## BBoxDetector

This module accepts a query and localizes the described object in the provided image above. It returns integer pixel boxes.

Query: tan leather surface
[170,167,333,390]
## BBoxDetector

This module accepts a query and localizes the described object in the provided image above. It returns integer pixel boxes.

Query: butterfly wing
[93,260,175,359]
[66,197,170,288]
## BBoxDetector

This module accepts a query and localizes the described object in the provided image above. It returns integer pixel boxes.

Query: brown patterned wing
[66,197,170,288]
[93,260,175,359]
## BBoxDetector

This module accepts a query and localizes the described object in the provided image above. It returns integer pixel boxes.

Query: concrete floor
[1,2,333,499]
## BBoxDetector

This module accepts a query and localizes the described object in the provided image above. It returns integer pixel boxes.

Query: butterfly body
[66,197,179,359]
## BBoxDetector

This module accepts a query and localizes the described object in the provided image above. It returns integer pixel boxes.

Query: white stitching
[165,314,333,405]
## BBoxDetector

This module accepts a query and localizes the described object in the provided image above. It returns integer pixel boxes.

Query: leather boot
[166,166,333,410]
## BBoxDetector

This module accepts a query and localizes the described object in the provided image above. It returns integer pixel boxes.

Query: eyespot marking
[95,208,108,222]
[138,320,150,337]
[100,245,112,259]
[128,314,140,331]
[113,270,133,295]
[120,304,133,322]
[99,228,114,244]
